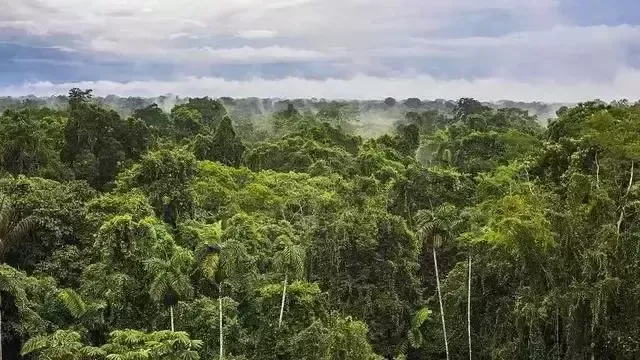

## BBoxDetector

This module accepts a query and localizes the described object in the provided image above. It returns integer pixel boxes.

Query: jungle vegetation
[0,90,638,359]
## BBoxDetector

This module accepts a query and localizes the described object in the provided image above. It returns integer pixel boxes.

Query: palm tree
[198,242,223,360]
[467,254,472,360]
[146,247,194,332]
[416,204,461,360]
[0,196,35,261]
[198,237,252,360]
[273,241,305,328]
[0,196,36,360]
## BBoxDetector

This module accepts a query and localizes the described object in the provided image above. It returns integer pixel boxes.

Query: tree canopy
[2,92,640,359]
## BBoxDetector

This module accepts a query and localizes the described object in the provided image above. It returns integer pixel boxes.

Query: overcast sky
[1,0,639,101]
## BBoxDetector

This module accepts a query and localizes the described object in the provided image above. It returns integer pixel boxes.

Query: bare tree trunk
[433,248,449,360]
[626,161,634,196]
[617,161,634,239]
[591,311,596,360]
[1,293,3,360]
[278,274,288,328]
[595,152,600,188]
[170,305,175,332]
[219,295,223,360]
[467,254,472,360]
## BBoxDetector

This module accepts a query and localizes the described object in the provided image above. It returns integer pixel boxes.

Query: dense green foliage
[1,91,639,359]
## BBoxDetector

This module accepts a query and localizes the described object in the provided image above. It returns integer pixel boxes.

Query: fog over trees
[1,91,640,359]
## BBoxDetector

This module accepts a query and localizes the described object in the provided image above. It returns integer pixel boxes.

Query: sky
[0,0,639,101]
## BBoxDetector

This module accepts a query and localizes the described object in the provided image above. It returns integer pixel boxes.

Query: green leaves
[0,195,37,260]
[416,204,462,248]
[22,329,203,360]
[466,192,555,254]
[14,95,640,360]
[58,288,87,319]
[408,307,432,349]
[146,247,195,306]
[273,243,306,279]
[0,264,29,309]
[195,116,245,167]
[0,108,68,179]
[21,330,86,360]
[102,330,203,360]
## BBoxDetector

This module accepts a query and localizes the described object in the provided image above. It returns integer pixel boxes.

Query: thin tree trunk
[591,310,596,360]
[556,308,560,360]
[278,274,288,328]
[595,152,600,188]
[0,293,3,360]
[617,161,635,239]
[467,254,472,360]
[626,161,634,196]
[219,294,223,360]
[170,305,175,332]
[433,247,449,360]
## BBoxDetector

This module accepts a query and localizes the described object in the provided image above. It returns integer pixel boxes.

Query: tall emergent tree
[416,204,461,360]
[146,247,194,331]
[273,242,305,328]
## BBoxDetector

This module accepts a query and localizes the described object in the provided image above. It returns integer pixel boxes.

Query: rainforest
[0,92,639,360]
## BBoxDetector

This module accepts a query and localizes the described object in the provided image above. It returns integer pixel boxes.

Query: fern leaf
[20,335,48,355]
[58,288,87,318]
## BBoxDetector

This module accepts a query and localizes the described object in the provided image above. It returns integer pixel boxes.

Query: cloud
[409,24,640,53]
[395,25,640,81]
[199,46,329,63]
[88,38,333,63]
[267,0,315,10]
[48,45,78,53]
[0,0,560,52]
[1,0,638,94]
[236,30,278,39]
[10,58,84,66]
[3,71,639,102]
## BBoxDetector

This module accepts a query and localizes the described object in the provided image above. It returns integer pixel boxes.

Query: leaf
[20,335,49,356]
[58,288,87,319]
[408,307,431,349]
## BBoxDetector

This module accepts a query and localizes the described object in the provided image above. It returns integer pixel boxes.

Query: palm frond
[145,258,168,274]
[200,253,219,282]
[149,273,171,302]
[0,215,37,257]
[275,243,306,278]
[81,346,107,357]
[20,335,49,356]
[408,307,432,349]
[58,288,87,319]
[170,273,194,299]
[171,247,194,271]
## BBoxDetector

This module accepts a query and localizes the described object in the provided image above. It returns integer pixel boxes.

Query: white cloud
[48,45,78,53]
[0,0,561,54]
[409,25,640,54]
[10,58,84,66]
[3,71,639,102]
[236,30,279,39]
[88,38,333,63]
[399,25,640,81]
[0,0,637,90]
[199,46,329,63]
[267,0,315,10]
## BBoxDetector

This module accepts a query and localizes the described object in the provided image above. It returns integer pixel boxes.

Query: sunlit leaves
[101,330,203,360]
[21,330,86,360]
